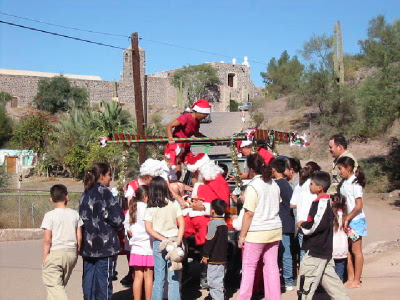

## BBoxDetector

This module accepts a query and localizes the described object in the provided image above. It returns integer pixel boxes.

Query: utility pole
[131,32,146,164]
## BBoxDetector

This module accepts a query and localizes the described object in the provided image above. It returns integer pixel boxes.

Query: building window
[125,53,128,63]
[228,73,236,87]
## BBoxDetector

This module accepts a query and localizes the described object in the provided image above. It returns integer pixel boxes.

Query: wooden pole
[131,32,147,164]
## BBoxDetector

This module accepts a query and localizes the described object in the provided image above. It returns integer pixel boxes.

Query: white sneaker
[285,286,294,291]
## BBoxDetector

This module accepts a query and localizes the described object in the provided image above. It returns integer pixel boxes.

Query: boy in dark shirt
[201,199,228,300]
[270,158,295,291]
[297,171,348,300]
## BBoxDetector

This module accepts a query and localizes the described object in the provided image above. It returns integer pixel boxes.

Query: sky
[0,0,399,87]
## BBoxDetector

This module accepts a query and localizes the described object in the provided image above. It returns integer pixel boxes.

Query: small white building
[0,150,37,175]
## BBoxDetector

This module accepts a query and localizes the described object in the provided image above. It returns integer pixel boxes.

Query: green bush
[0,165,8,188]
[229,100,239,112]
[357,65,400,137]
[251,112,265,128]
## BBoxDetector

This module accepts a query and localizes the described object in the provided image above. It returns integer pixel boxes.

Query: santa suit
[124,179,141,198]
[165,112,201,166]
[184,174,230,245]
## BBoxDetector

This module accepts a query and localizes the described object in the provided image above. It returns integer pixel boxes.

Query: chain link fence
[0,189,81,229]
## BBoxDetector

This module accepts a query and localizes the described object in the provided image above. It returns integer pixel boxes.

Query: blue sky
[0,0,399,87]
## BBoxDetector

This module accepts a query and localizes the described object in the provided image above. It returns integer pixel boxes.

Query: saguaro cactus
[333,21,345,85]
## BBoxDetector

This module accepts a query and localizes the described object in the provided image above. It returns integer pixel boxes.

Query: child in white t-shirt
[337,156,367,289]
[124,185,154,300]
[290,162,320,262]
[41,184,82,300]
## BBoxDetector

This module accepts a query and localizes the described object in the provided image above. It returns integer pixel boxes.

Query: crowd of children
[40,101,367,300]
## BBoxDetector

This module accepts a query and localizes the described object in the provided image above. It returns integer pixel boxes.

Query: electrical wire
[0,20,126,50]
[0,11,129,38]
[141,38,267,65]
[0,12,268,65]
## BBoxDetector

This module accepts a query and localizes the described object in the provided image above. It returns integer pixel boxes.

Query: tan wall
[0,47,261,112]
[0,74,116,108]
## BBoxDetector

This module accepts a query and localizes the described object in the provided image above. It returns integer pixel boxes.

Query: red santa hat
[185,153,210,172]
[190,99,211,114]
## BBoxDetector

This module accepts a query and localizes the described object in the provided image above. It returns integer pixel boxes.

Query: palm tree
[92,100,134,133]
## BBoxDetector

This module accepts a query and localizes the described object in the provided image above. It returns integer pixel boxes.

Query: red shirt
[173,113,200,138]
[258,147,274,165]
[197,174,230,207]
[128,179,140,192]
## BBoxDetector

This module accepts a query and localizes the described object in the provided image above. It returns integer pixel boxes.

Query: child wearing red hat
[229,140,275,181]
[165,99,211,175]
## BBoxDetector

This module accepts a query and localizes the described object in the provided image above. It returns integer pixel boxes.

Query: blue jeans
[279,233,294,286]
[152,240,181,300]
[298,233,306,262]
[82,256,115,300]
[334,258,347,282]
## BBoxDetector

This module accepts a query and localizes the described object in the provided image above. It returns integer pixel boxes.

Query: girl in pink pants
[237,154,282,300]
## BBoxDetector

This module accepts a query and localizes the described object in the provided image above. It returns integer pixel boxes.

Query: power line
[0,20,126,50]
[141,38,267,65]
[0,11,268,66]
[0,11,129,38]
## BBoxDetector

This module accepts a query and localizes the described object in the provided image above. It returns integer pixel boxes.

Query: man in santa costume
[183,153,230,246]
[183,152,230,288]
[165,99,211,177]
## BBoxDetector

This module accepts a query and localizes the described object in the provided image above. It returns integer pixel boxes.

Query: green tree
[0,91,12,105]
[43,101,135,179]
[357,64,400,137]
[91,100,134,132]
[0,103,13,147]
[0,165,9,188]
[34,75,88,113]
[10,113,52,153]
[298,65,332,108]
[171,64,219,106]
[358,15,400,67]
[299,34,333,70]
[261,50,304,98]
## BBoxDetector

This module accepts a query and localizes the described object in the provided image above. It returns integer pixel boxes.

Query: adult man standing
[328,134,358,193]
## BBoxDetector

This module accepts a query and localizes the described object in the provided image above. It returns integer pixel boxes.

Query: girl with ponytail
[237,154,282,299]
[337,156,367,289]
[79,162,125,299]
[124,185,153,300]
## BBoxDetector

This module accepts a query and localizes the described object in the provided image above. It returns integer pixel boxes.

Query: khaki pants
[298,252,349,300]
[42,249,78,300]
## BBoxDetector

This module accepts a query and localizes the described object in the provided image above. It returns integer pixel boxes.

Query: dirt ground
[1,190,399,299]
[2,105,400,298]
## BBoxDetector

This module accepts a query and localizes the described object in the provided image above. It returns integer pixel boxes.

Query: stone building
[0,46,262,112]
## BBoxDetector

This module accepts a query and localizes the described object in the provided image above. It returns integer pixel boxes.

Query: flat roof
[0,69,102,81]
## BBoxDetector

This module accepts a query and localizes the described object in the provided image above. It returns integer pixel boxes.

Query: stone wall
[145,62,263,112]
[0,46,261,113]
[0,73,115,108]
[146,74,179,110]
[118,46,146,105]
